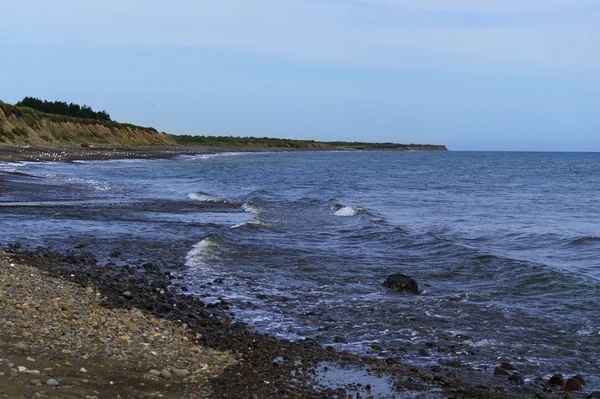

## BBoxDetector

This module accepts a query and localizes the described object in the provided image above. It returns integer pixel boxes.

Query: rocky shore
[0,245,524,399]
[3,244,593,398]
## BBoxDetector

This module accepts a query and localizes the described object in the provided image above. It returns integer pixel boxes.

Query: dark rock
[455,334,472,341]
[500,362,516,371]
[419,349,430,357]
[333,336,347,343]
[588,392,600,398]
[548,374,564,386]
[439,359,461,367]
[122,291,134,300]
[564,378,582,392]
[109,251,121,258]
[371,345,383,351]
[508,373,524,386]
[494,367,510,376]
[213,278,224,284]
[573,375,585,386]
[382,273,418,294]
[143,262,160,272]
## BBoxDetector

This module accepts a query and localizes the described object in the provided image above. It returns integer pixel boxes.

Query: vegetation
[16,97,111,121]
[173,135,323,149]
[1,97,446,150]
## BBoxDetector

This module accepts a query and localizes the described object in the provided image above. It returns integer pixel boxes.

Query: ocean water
[1,151,599,388]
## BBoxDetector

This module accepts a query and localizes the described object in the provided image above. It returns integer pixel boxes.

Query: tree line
[16,97,111,121]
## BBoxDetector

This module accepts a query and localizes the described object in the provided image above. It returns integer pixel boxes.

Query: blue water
[1,151,599,389]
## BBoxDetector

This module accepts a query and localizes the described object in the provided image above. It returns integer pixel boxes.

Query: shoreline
[0,246,504,398]
[0,143,445,163]
[0,150,589,398]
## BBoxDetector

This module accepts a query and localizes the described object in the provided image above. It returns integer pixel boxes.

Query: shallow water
[1,151,599,390]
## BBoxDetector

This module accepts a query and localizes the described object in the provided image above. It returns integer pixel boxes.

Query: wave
[178,152,246,161]
[570,236,600,245]
[241,202,260,214]
[334,206,360,217]
[233,201,273,229]
[185,236,219,270]
[188,191,237,205]
[231,220,273,229]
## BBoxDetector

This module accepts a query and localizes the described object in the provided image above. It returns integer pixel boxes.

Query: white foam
[188,192,235,204]
[0,161,26,173]
[334,206,359,217]
[241,202,259,214]
[185,237,217,270]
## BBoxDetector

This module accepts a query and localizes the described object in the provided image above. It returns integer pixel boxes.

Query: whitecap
[185,237,218,270]
[188,192,235,204]
[241,202,259,214]
[334,206,360,217]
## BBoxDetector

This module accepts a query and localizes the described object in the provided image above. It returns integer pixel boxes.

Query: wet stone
[564,378,583,392]
[500,362,516,371]
[508,373,524,386]
[548,374,564,386]
[494,367,510,376]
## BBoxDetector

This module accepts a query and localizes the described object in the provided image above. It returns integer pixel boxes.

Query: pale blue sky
[1,0,599,150]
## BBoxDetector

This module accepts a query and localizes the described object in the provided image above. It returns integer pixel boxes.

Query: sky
[1,0,599,151]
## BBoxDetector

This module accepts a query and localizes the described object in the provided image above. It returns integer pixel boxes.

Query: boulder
[548,374,564,386]
[565,378,583,392]
[383,273,418,294]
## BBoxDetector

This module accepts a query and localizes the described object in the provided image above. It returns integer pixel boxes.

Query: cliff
[0,102,176,146]
[0,101,447,151]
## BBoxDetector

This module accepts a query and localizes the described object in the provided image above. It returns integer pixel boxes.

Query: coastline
[0,246,509,399]
[0,143,445,163]
[0,150,586,398]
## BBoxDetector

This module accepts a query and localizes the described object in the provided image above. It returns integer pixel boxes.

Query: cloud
[2,0,599,71]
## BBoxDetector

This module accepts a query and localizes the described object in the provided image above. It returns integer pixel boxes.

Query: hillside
[0,102,176,146]
[0,100,447,151]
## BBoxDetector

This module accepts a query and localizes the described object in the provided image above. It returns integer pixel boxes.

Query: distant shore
[0,143,445,163]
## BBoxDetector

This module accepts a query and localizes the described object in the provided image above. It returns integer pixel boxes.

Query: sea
[1,151,599,389]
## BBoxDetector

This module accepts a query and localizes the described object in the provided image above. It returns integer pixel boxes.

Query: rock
[79,367,87,373]
[419,349,430,357]
[30,379,41,385]
[159,369,172,379]
[573,375,585,386]
[383,273,418,294]
[588,392,600,398]
[122,291,134,300]
[15,342,28,350]
[45,378,59,386]
[500,362,516,371]
[172,369,190,377]
[565,378,583,392]
[149,369,161,377]
[508,373,524,386]
[18,366,28,372]
[548,374,564,386]
[26,357,35,362]
[494,366,510,376]
[26,370,40,376]
[333,336,347,343]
